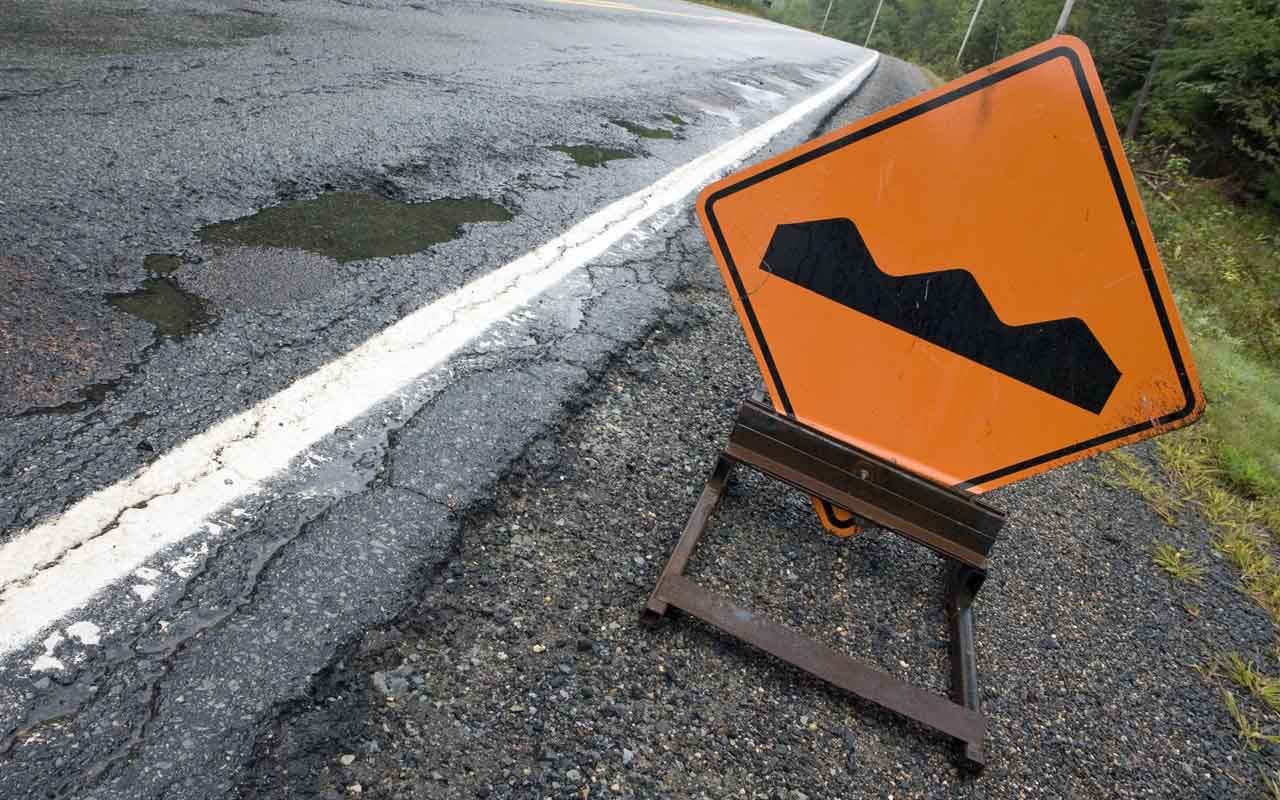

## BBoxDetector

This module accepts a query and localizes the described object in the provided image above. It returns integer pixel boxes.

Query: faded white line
[0,53,880,659]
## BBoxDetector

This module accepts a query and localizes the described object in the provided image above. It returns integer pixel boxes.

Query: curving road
[0,1,910,797]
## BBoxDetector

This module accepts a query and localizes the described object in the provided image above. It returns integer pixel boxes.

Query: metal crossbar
[642,399,1005,768]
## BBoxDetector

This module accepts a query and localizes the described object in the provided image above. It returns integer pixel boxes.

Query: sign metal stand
[642,397,1005,768]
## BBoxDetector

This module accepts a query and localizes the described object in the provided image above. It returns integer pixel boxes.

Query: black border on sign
[702,46,1198,490]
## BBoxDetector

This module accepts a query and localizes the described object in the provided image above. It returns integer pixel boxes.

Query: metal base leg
[642,456,732,624]
[947,563,987,769]
[643,455,990,770]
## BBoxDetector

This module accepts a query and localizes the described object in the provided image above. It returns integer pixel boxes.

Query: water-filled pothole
[197,192,512,263]
[142,253,183,275]
[108,255,211,339]
[610,118,674,140]
[548,144,635,168]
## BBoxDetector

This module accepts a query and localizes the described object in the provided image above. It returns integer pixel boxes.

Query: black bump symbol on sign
[760,218,1122,414]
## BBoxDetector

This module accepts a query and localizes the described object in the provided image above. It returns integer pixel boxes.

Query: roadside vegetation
[1099,151,1280,794]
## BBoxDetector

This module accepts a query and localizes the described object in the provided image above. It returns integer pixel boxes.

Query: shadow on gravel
[198,192,513,264]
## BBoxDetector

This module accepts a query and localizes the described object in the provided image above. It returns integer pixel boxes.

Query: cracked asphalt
[0,1,898,798]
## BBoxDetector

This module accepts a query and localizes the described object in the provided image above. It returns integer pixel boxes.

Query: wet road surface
[0,1,900,797]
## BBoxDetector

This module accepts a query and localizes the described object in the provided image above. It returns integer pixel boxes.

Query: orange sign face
[699,37,1203,496]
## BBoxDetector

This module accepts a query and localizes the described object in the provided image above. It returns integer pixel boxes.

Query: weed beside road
[1101,144,1280,797]
[1139,146,1280,513]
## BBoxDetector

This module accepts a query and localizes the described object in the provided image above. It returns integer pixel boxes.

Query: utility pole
[820,0,834,34]
[1054,0,1076,35]
[956,0,986,66]
[1124,50,1161,139]
[865,0,885,47]
[1125,22,1172,139]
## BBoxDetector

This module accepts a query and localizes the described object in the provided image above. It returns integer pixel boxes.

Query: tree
[1149,0,1280,199]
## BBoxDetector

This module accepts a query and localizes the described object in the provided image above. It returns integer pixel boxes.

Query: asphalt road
[0,1,891,797]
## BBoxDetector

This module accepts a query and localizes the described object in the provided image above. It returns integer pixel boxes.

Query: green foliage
[703,0,1280,195]
[1151,0,1280,198]
[1152,542,1205,582]
[1216,652,1280,714]
[1140,144,1280,366]
[1100,450,1182,525]
[1135,152,1280,517]
[1223,689,1280,751]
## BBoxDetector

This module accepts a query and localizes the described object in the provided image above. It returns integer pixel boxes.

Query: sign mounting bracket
[641,398,1005,767]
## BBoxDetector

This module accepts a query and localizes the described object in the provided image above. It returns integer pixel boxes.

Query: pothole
[107,255,211,339]
[142,253,182,275]
[0,5,284,55]
[610,118,674,140]
[196,192,513,263]
[548,144,635,168]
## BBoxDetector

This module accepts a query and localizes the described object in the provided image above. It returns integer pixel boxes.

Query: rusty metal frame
[642,399,1005,769]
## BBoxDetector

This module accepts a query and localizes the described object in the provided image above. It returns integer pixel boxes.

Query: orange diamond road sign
[698,36,1204,516]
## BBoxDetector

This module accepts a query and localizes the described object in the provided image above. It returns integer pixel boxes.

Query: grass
[1100,450,1181,525]
[1264,769,1280,800]
[1215,653,1280,715]
[1140,148,1280,512]
[1137,156,1280,786]
[1224,690,1280,752]
[1152,542,1205,583]
[1101,147,1280,631]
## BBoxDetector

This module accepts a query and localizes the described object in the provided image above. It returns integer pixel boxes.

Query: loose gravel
[238,59,1278,800]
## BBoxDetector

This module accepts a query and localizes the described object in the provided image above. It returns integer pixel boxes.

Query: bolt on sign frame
[645,36,1204,766]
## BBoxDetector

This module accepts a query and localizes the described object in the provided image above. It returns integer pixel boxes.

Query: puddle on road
[610,118,674,140]
[549,144,635,168]
[197,192,512,263]
[107,254,210,339]
[142,253,183,276]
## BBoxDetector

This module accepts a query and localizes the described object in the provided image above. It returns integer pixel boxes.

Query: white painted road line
[0,53,879,659]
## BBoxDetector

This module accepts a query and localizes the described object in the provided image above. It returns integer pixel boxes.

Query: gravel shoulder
[237,58,1275,800]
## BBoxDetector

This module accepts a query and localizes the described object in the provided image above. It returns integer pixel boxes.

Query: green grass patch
[1264,769,1280,800]
[1142,161,1280,367]
[1113,146,1280,630]
[1099,450,1181,525]
[1152,542,1205,583]
[1139,149,1280,513]
[1223,690,1280,751]
[1189,335,1280,502]
[1137,146,1280,515]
